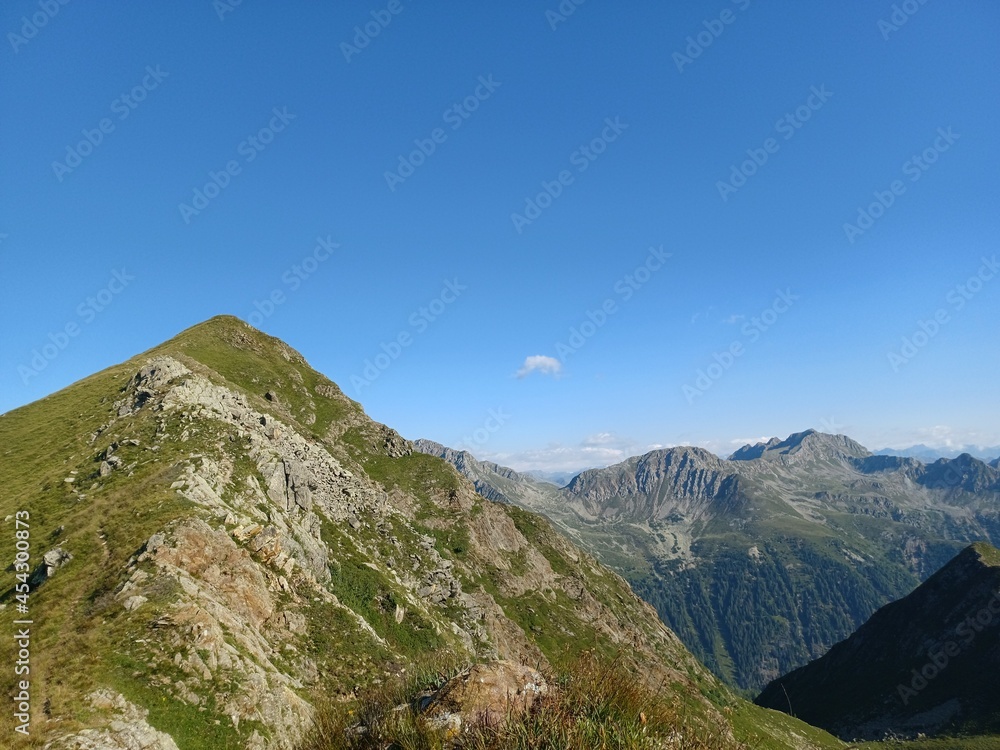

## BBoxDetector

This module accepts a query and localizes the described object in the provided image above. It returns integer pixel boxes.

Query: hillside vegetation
[0,316,839,750]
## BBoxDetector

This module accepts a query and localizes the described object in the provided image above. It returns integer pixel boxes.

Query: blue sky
[2,1,998,472]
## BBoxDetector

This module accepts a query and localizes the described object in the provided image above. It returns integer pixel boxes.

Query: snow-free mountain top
[729,429,870,462]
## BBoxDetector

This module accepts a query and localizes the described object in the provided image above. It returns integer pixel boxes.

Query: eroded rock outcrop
[421,661,548,736]
[45,690,180,750]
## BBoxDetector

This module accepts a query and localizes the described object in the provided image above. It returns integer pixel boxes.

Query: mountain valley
[418,431,1000,693]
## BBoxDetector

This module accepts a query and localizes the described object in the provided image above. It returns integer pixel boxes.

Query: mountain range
[417,430,1000,692]
[874,444,1000,463]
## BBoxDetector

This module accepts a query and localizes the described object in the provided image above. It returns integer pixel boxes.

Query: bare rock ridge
[729,429,870,463]
[411,439,545,507]
[566,446,744,521]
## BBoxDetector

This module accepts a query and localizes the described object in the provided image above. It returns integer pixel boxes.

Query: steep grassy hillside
[0,316,841,750]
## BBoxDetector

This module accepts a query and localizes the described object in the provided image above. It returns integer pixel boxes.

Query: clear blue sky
[2,1,998,472]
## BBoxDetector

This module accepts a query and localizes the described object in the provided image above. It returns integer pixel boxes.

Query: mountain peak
[4,319,783,747]
[918,453,1000,494]
[729,429,870,462]
[156,315,310,365]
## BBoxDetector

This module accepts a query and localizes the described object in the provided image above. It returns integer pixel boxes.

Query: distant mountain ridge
[410,439,557,508]
[756,542,1000,740]
[524,469,576,487]
[875,443,1000,462]
[418,429,1000,691]
[565,446,745,522]
[729,429,870,462]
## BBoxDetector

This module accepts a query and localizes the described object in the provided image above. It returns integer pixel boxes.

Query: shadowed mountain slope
[756,543,1000,740]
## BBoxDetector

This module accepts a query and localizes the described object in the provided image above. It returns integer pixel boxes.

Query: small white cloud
[516,355,562,379]
[722,314,745,325]
[929,425,955,447]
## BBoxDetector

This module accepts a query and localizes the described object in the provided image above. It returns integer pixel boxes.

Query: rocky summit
[0,316,836,750]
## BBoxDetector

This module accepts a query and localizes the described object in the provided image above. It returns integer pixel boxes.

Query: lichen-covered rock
[421,661,547,734]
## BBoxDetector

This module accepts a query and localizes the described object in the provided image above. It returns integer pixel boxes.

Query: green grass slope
[0,316,843,750]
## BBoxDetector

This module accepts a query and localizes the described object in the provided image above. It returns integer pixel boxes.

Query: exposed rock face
[106,518,315,749]
[918,454,1000,494]
[729,429,870,463]
[756,543,1000,739]
[46,691,180,750]
[566,447,744,522]
[412,440,580,543]
[116,357,190,417]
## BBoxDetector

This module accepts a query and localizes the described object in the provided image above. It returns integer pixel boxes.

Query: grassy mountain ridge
[0,316,837,749]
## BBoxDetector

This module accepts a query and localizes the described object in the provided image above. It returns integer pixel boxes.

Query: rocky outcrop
[29,546,73,587]
[420,661,547,736]
[46,690,180,750]
[110,519,315,748]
